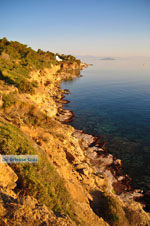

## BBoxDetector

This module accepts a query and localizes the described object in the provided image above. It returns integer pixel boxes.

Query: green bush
[17,80,35,94]
[90,191,121,226]
[100,193,120,224]
[2,93,16,108]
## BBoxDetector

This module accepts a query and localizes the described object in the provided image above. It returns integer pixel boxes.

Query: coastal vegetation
[0,37,80,93]
[0,37,82,224]
[0,121,75,219]
[2,92,17,109]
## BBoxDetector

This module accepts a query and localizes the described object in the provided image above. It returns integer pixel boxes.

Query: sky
[0,0,150,57]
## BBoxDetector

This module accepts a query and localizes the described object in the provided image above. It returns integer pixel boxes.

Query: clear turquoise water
[61,57,150,190]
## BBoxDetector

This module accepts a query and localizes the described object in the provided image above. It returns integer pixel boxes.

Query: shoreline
[0,58,149,225]
[58,64,150,213]
[1,38,149,225]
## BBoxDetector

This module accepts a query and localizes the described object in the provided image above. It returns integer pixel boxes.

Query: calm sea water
[61,57,150,190]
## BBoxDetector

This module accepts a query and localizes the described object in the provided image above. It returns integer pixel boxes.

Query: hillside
[0,38,150,226]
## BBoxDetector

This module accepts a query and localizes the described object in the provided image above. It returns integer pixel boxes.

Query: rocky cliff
[0,38,150,226]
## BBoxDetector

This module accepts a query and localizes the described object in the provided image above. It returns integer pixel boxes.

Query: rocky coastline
[56,63,150,224]
[0,38,150,225]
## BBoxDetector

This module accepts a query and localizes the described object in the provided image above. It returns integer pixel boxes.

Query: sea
[61,56,150,190]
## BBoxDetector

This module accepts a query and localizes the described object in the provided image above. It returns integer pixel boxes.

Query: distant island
[100,57,116,60]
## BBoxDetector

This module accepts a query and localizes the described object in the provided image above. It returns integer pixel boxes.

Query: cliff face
[0,63,108,226]
[0,39,150,226]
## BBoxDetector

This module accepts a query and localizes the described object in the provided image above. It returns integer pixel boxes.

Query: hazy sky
[1,0,150,57]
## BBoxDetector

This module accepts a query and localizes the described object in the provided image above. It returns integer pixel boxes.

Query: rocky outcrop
[0,195,77,226]
[0,158,18,190]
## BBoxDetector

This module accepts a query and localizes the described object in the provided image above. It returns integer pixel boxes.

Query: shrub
[90,191,123,226]
[2,93,16,108]
[17,80,34,94]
